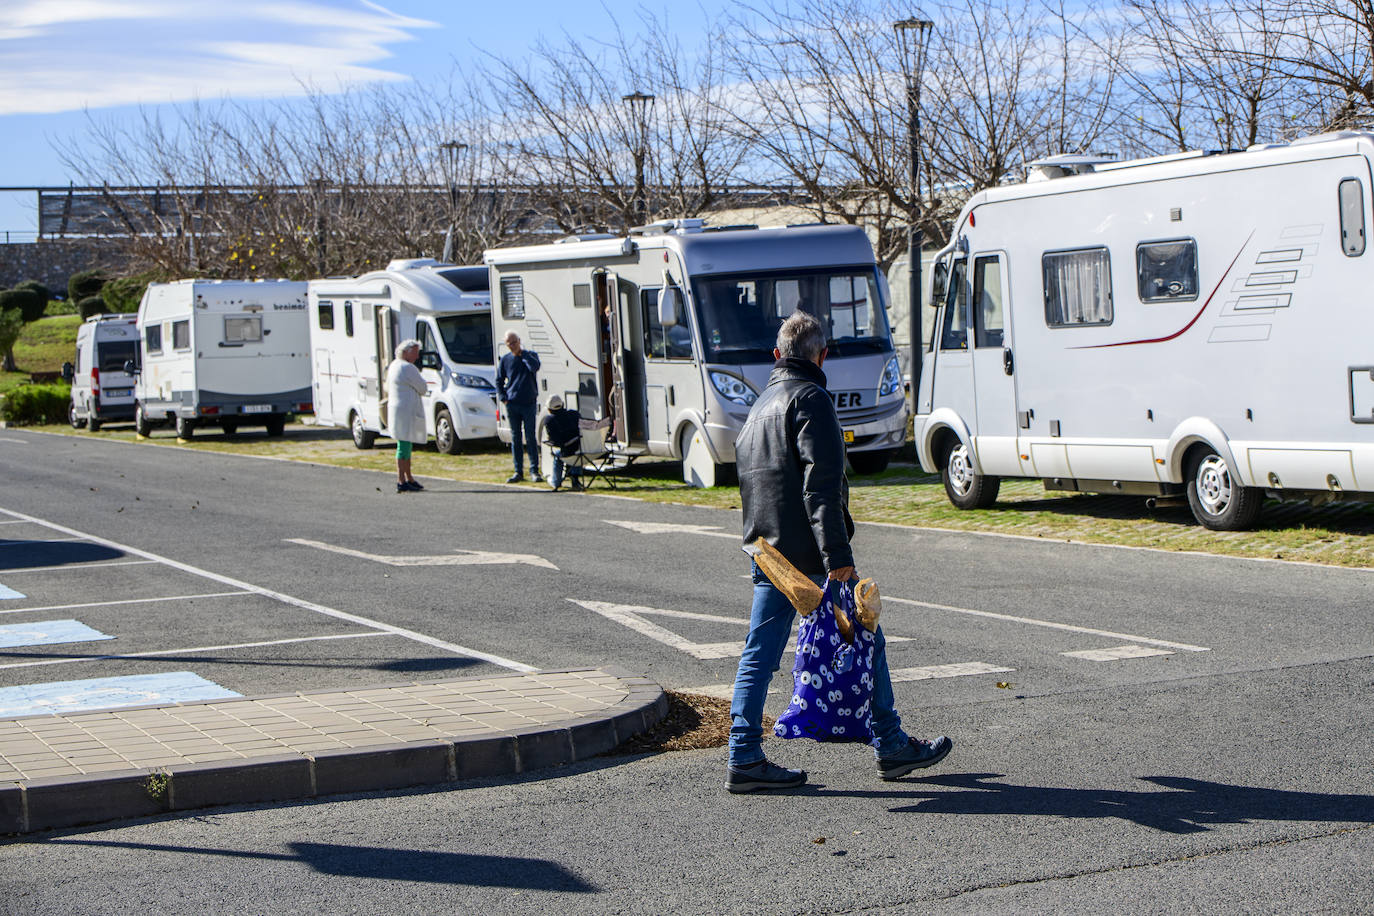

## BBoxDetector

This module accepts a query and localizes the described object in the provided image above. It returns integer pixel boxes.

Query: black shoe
[406,480,424,491]
[877,736,953,780]
[531,472,545,483]
[725,758,807,793]
[506,473,524,483]
[569,478,583,491]
[551,481,561,492]
[400,481,423,492]
[396,483,409,493]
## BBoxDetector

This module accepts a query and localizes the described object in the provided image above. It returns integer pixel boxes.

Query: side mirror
[123,359,139,375]
[930,262,948,308]
[659,288,683,328]
[61,362,73,382]
[418,351,442,370]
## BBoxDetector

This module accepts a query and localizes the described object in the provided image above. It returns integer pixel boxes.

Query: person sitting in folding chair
[536,395,611,492]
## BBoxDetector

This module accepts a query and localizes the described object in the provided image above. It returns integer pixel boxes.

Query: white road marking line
[0,559,160,574]
[0,592,250,617]
[284,537,558,570]
[0,584,23,599]
[1062,645,1175,662]
[883,595,1210,653]
[889,662,1015,681]
[605,520,738,539]
[0,631,387,671]
[0,507,538,673]
[0,519,31,524]
[0,438,28,445]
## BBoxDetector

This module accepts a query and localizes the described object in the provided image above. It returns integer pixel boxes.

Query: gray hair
[776,311,826,361]
[395,339,421,359]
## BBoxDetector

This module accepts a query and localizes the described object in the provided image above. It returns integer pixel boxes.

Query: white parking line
[883,595,1210,653]
[890,662,1015,681]
[0,631,387,671]
[0,507,537,673]
[0,559,160,574]
[0,592,250,617]
[1062,645,1175,662]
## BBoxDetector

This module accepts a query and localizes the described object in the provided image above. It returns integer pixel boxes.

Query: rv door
[374,305,396,430]
[602,271,627,442]
[968,252,1020,476]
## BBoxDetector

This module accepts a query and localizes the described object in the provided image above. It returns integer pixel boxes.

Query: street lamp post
[621,91,655,227]
[439,140,467,263]
[893,16,933,405]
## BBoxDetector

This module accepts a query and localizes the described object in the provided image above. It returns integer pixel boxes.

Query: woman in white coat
[386,339,428,493]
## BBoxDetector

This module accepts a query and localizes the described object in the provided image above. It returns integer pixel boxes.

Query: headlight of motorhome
[709,371,757,406]
[878,357,902,397]
[453,372,494,390]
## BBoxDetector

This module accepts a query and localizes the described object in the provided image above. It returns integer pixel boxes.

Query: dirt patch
[610,689,773,755]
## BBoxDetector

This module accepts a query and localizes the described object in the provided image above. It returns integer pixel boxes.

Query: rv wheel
[265,416,286,437]
[941,441,1000,509]
[175,416,195,439]
[69,403,86,429]
[87,417,102,432]
[435,407,461,454]
[1186,449,1262,531]
[350,412,377,450]
[135,404,154,438]
[848,449,893,475]
[221,422,238,436]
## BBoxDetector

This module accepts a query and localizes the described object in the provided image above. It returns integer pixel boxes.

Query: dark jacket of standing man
[497,330,543,483]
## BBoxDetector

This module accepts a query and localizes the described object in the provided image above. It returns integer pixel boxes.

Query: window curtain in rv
[1044,248,1112,326]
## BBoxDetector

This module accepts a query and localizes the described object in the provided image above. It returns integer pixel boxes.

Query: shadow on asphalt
[0,539,124,570]
[44,839,597,890]
[803,772,1374,834]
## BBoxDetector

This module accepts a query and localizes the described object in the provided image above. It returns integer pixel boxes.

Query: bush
[101,274,152,314]
[77,295,108,319]
[0,382,70,425]
[14,280,51,305]
[68,269,107,304]
[0,288,47,324]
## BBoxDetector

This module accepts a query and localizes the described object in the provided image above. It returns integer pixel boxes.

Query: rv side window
[1339,178,1366,257]
[318,302,334,330]
[641,289,692,360]
[501,277,526,319]
[344,302,354,337]
[972,256,1004,348]
[1136,239,1198,302]
[224,316,262,343]
[415,321,433,354]
[1043,248,1113,327]
[573,283,592,309]
[145,325,162,354]
[172,320,190,350]
[939,259,969,350]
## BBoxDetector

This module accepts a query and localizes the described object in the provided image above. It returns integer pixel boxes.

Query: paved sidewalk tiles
[0,667,667,835]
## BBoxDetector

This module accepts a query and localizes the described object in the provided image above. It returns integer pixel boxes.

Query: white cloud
[0,0,436,115]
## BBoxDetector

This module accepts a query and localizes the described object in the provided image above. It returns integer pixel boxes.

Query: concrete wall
[0,240,132,294]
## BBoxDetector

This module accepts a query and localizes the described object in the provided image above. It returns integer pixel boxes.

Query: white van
[63,314,138,430]
[132,279,312,438]
[307,259,497,451]
[484,220,908,486]
[915,131,1374,529]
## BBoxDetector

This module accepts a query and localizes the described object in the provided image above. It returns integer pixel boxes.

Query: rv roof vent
[1093,149,1211,172]
[553,233,618,244]
[1026,153,1118,181]
[386,258,448,271]
[631,218,707,236]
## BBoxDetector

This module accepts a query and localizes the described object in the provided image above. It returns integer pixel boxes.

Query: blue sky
[0,0,730,232]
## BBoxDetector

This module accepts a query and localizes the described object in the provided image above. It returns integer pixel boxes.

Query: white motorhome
[484,220,908,486]
[307,259,497,451]
[915,131,1374,530]
[132,279,312,438]
[63,313,138,430]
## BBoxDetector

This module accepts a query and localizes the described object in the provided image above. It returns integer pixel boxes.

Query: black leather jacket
[738,357,854,576]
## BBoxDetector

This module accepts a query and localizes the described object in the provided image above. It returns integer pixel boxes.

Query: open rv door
[602,271,628,442]
[374,305,396,430]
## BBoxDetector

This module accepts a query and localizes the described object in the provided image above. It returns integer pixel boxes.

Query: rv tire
[848,449,893,475]
[221,422,238,436]
[69,403,86,429]
[435,407,461,454]
[87,417,102,432]
[351,411,377,450]
[1185,449,1263,531]
[265,415,286,437]
[175,416,195,439]
[135,404,154,438]
[941,441,1000,509]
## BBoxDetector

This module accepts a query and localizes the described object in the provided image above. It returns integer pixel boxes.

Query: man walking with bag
[727,311,953,793]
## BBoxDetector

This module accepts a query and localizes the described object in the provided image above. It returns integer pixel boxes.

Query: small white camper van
[63,313,139,430]
[915,131,1374,529]
[132,279,312,438]
[484,220,908,486]
[307,259,497,451]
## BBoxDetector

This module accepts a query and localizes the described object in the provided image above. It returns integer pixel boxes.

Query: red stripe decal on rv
[1071,232,1253,349]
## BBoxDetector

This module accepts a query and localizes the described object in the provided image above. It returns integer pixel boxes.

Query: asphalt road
[1,428,1372,913]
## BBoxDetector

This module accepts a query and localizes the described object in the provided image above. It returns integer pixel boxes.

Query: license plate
[843,430,855,443]
[105,388,132,398]
[242,405,272,414]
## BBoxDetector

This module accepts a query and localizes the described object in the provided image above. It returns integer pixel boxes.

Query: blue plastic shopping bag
[773,579,877,746]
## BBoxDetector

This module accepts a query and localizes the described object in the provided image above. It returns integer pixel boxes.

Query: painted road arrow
[285,538,558,570]
[604,520,738,539]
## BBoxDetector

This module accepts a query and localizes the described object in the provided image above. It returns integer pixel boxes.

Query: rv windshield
[435,313,492,365]
[691,266,892,365]
[96,341,137,373]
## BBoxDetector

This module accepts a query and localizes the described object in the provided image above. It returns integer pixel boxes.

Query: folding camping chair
[565,424,619,490]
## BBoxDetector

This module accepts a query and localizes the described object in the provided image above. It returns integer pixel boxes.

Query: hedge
[78,295,109,319]
[0,288,47,324]
[68,269,107,304]
[0,383,70,425]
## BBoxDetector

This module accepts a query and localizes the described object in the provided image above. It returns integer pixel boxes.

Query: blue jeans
[506,402,539,474]
[728,562,909,767]
[551,449,581,489]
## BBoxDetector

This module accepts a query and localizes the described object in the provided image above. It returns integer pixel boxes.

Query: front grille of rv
[837,400,904,426]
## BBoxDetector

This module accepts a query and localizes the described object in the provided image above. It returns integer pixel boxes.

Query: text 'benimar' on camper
[915,131,1374,530]
[484,219,909,487]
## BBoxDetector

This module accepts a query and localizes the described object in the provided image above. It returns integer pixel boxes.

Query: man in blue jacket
[497,330,543,483]
[727,310,953,792]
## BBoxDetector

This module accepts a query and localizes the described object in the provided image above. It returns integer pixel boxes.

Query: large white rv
[63,313,139,430]
[132,279,312,438]
[484,220,908,486]
[915,131,1374,530]
[307,259,496,451]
